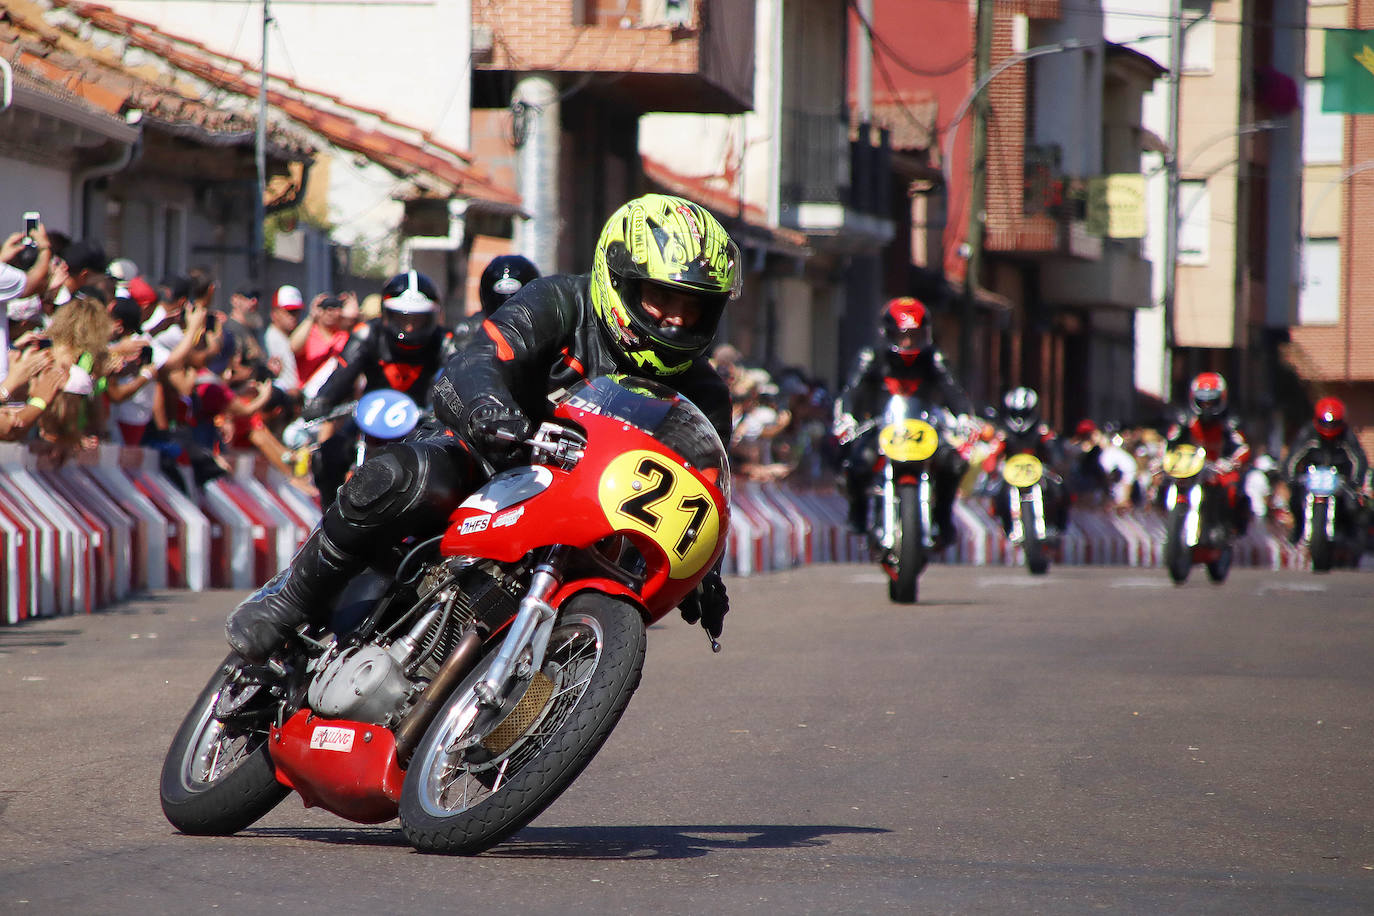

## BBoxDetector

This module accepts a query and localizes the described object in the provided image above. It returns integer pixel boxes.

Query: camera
[24,212,39,239]
[139,345,154,366]
[205,313,217,331]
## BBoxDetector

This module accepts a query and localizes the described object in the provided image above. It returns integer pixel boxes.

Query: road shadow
[238,823,887,860]
[243,826,410,848]
[486,823,889,860]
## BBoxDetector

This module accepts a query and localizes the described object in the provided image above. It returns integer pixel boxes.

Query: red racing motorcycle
[160,375,729,854]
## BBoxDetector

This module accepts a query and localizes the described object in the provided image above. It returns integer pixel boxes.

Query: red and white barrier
[0,454,1356,626]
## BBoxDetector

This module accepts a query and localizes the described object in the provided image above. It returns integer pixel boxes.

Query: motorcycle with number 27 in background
[160,375,730,854]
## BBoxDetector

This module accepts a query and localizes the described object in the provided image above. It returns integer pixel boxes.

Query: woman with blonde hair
[39,288,113,456]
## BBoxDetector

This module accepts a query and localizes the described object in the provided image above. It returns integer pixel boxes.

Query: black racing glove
[466,400,533,466]
[679,568,729,639]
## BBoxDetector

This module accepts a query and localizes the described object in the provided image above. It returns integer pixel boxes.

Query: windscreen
[562,375,730,494]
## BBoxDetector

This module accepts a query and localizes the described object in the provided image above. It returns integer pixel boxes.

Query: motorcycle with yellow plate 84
[868,394,959,603]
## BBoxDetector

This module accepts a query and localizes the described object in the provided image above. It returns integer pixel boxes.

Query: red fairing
[270,711,404,823]
[439,407,729,623]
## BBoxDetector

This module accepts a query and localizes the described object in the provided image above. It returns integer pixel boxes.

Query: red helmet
[880,297,933,359]
[1189,372,1228,421]
[1314,396,1346,439]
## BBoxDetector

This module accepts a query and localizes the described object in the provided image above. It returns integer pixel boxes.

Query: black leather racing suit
[303,317,460,507]
[306,317,461,418]
[1284,423,1370,543]
[318,273,732,608]
[835,346,974,537]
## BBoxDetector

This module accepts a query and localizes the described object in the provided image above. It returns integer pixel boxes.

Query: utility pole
[1160,0,1185,403]
[253,0,271,285]
[959,0,995,392]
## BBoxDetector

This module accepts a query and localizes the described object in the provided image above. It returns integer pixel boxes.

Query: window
[1181,17,1214,74]
[1178,180,1209,265]
[1299,238,1341,325]
[1303,79,1343,164]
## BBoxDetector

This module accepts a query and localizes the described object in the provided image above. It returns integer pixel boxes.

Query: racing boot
[225,527,359,662]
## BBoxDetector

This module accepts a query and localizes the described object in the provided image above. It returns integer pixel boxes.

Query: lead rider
[227,194,740,661]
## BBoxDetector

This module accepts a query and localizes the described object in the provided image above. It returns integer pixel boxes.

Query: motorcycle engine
[307,645,415,725]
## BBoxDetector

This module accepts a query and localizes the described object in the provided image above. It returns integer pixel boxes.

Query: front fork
[472,545,568,709]
[1304,494,1336,543]
[1009,484,1046,544]
[1166,481,1203,547]
[875,463,934,551]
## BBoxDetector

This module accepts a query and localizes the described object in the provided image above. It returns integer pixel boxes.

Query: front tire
[888,483,925,603]
[399,592,646,854]
[1310,501,1333,572]
[1165,502,1192,584]
[1022,491,1050,576]
[160,654,289,835]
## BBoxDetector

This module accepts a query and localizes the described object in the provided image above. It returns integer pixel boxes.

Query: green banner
[1323,29,1374,114]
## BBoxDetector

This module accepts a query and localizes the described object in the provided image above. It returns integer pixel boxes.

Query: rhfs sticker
[461,515,491,535]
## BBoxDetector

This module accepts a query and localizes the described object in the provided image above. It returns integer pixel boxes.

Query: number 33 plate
[598,450,721,580]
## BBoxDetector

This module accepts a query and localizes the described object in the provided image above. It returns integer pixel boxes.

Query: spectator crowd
[0,214,389,499]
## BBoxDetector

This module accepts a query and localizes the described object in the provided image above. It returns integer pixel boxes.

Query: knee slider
[336,449,415,527]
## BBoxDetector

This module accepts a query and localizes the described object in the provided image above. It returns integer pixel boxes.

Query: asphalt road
[1,564,1372,915]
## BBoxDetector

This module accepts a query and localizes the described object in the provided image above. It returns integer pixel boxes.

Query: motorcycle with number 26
[160,375,730,854]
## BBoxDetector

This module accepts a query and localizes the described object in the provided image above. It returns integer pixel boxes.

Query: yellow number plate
[598,449,721,580]
[1163,444,1205,479]
[879,419,938,462]
[1002,453,1044,488]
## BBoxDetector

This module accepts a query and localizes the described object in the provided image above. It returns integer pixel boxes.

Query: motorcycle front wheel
[1165,502,1192,584]
[889,483,924,604]
[1309,501,1332,572]
[399,591,646,854]
[159,654,289,835]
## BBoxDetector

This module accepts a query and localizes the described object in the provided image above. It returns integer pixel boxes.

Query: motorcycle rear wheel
[159,654,289,835]
[1165,504,1192,584]
[399,591,646,854]
[889,483,923,604]
[1310,501,1332,572]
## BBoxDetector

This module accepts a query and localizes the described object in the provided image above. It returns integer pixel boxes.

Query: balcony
[472,0,753,114]
[779,110,893,248]
[1038,239,1153,311]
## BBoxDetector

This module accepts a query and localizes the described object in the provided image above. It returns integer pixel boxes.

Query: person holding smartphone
[1,216,53,305]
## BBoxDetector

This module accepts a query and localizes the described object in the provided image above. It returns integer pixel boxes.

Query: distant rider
[1165,371,1252,537]
[985,386,1069,535]
[833,296,976,545]
[303,271,460,506]
[1284,396,1369,545]
[453,254,541,347]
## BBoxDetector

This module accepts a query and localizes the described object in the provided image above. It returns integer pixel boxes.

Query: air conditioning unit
[640,0,692,28]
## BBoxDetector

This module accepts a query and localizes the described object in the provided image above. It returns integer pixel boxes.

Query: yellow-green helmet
[590,193,741,376]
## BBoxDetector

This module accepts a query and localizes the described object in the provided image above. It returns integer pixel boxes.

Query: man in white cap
[263,286,302,395]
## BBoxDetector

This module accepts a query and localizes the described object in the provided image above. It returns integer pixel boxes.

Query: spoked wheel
[160,654,289,835]
[888,484,924,604]
[1165,504,1192,584]
[399,592,646,855]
